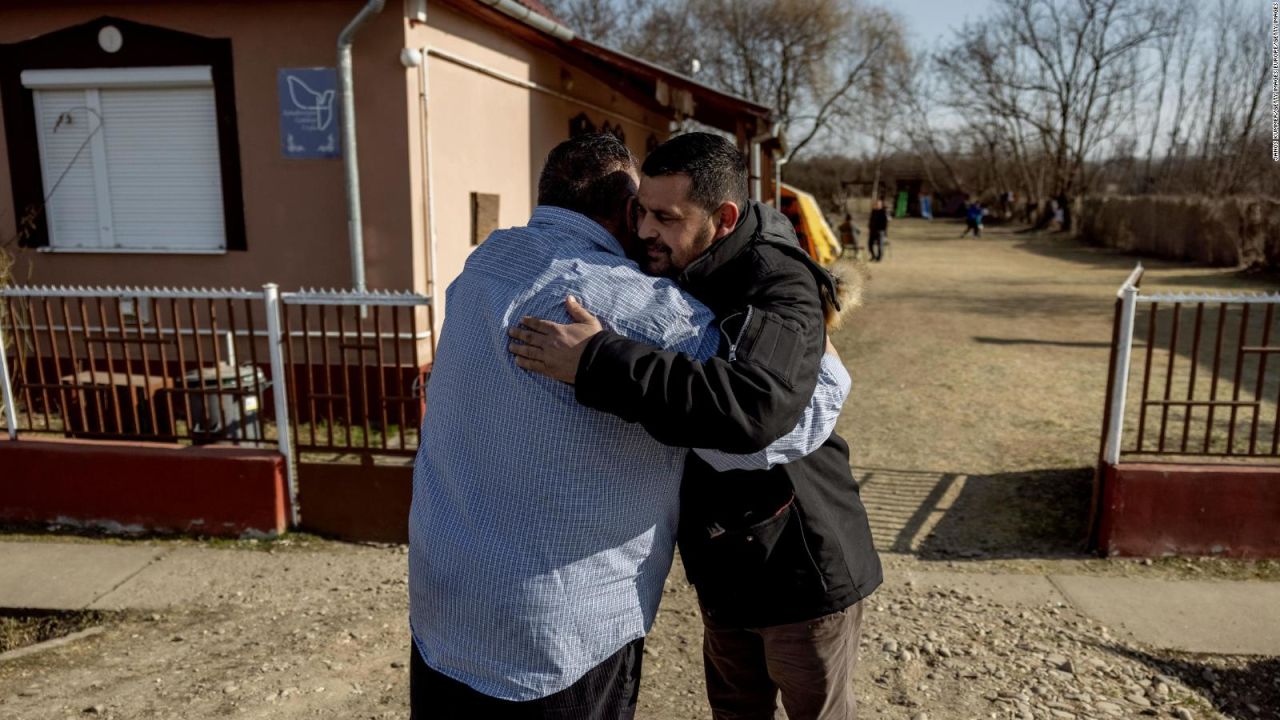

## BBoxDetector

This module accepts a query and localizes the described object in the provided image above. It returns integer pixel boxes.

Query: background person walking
[868,198,889,262]
[961,201,984,238]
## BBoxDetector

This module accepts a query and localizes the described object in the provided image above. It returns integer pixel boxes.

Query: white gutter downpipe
[749,124,779,203]
[775,154,787,207]
[416,49,441,341]
[750,141,763,202]
[477,0,575,41]
[338,0,385,294]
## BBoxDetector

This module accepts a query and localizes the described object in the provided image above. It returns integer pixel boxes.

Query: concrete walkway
[0,541,168,610]
[1051,575,1280,656]
[1,540,1277,657]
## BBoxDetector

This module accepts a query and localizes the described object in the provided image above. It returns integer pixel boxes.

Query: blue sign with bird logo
[278,68,339,159]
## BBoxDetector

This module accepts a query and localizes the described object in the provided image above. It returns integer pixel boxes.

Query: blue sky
[891,0,1000,46]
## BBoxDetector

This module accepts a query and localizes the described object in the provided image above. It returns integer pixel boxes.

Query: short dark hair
[537,133,637,221]
[640,132,749,214]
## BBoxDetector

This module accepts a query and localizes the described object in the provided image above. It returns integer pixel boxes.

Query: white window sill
[37,247,227,255]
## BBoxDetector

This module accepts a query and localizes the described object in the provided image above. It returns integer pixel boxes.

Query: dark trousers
[410,638,644,720]
[702,601,865,720]
[868,231,884,261]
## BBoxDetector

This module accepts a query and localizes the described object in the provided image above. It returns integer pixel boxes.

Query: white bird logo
[286,75,336,131]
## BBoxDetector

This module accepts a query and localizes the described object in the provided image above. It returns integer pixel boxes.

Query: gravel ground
[1,221,1277,719]
[0,544,1272,720]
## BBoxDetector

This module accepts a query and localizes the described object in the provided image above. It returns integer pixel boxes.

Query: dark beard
[628,221,715,278]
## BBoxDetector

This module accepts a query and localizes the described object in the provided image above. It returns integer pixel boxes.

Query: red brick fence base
[0,438,289,537]
[1096,462,1280,558]
[296,461,411,544]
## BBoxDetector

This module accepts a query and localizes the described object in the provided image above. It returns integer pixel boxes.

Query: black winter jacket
[575,201,882,628]
[869,207,889,233]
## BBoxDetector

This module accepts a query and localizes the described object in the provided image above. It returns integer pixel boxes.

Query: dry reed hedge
[1078,195,1280,269]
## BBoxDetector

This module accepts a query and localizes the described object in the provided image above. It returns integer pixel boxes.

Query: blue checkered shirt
[409,206,849,700]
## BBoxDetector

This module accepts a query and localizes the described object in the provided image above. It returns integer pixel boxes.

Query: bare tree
[618,1,705,79]
[781,154,866,213]
[938,0,1165,222]
[1139,0,1191,186]
[893,65,966,192]
[934,16,1055,202]
[550,0,909,163]
[1154,1,1201,190]
[631,0,906,162]
[541,0,648,48]
[1198,0,1271,194]
[555,0,1276,202]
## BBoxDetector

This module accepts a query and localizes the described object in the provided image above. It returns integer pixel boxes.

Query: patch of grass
[1135,555,1280,582]
[293,420,415,452]
[887,553,1280,583]
[0,609,108,654]
[194,532,332,552]
[0,523,333,551]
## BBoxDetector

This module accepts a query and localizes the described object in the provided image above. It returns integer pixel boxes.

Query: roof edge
[569,37,773,120]
[460,0,774,124]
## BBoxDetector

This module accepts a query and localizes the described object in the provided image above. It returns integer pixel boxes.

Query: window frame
[24,66,228,253]
[0,16,246,252]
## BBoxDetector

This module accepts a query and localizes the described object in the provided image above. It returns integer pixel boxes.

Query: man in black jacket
[868,198,889,262]
[508,133,881,720]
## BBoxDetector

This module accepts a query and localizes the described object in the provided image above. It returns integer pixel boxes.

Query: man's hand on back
[508,296,603,384]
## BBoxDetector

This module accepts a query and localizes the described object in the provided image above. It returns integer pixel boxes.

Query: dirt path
[2,220,1278,719]
[834,219,1280,564]
[837,218,1279,477]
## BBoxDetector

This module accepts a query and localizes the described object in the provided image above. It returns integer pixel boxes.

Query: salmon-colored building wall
[408,2,669,328]
[0,0,417,292]
[0,0,676,340]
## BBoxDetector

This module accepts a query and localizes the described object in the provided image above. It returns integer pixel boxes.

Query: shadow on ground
[1011,235,1280,291]
[1011,237,1181,273]
[857,466,1093,560]
[0,609,111,654]
[868,286,1118,322]
[1103,643,1280,720]
[973,336,1113,349]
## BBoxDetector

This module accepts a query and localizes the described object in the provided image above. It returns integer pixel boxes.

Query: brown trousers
[701,601,864,720]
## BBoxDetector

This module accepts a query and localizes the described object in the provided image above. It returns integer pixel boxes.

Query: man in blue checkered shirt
[407,134,849,719]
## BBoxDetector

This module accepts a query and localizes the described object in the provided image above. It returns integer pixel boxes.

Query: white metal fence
[1101,264,1280,464]
[0,283,434,526]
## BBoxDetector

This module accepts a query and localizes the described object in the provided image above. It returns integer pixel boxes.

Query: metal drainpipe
[338,0,386,294]
[750,140,763,202]
[418,50,440,344]
[408,2,440,346]
[748,128,775,203]
[775,154,787,207]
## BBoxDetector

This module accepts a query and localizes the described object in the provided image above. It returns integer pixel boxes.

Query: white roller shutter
[101,87,225,250]
[26,66,225,252]
[33,89,103,249]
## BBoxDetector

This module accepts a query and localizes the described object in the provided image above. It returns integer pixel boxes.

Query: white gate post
[1104,280,1141,465]
[0,312,17,441]
[263,284,299,527]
